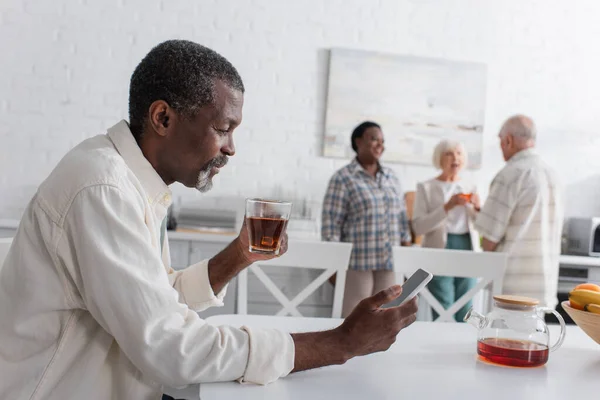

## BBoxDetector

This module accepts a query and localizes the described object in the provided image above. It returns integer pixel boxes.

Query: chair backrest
[393,246,507,322]
[0,238,14,271]
[237,240,352,318]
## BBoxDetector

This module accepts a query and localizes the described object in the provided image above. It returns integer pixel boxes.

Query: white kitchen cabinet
[0,220,18,238]
[169,240,190,269]
[189,242,230,265]
[0,228,15,238]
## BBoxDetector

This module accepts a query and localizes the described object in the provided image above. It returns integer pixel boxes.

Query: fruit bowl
[561,301,600,345]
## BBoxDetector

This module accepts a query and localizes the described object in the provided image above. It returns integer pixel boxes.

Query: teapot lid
[493,295,539,306]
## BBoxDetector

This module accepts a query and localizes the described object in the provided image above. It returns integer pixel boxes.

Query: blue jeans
[429,233,476,322]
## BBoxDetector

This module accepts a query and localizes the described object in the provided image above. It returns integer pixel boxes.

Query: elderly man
[0,40,418,399]
[475,115,563,308]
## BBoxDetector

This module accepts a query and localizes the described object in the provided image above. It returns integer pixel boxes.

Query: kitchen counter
[559,254,600,284]
[167,229,237,243]
[559,254,600,267]
[0,219,19,238]
[4,219,600,265]
[0,219,19,229]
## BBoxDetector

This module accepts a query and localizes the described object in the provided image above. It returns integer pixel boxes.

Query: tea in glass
[245,199,292,255]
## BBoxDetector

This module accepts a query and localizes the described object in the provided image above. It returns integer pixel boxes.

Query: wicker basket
[561,301,600,345]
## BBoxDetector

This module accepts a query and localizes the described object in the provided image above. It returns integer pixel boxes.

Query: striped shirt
[321,159,411,271]
[475,149,563,308]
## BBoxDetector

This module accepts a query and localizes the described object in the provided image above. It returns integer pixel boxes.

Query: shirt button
[163,194,171,204]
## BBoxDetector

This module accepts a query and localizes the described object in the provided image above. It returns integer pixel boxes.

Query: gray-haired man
[475,115,564,308]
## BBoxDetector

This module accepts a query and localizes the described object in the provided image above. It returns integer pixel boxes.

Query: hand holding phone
[395,268,433,305]
[335,273,425,359]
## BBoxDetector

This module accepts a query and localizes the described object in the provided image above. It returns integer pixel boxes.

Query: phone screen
[395,268,433,305]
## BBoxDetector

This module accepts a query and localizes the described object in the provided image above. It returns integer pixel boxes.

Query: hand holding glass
[245,199,292,255]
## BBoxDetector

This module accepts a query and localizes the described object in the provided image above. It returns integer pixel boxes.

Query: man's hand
[207,217,289,294]
[291,285,418,372]
[481,237,498,252]
[336,285,418,357]
[233,217,289,265]
[470,193,481,212]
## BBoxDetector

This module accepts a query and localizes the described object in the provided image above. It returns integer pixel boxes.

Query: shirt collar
[107,120,172,208]
[508,148,536,164]
[350,158,389,178]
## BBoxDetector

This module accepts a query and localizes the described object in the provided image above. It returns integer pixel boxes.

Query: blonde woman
[412,140,480,322]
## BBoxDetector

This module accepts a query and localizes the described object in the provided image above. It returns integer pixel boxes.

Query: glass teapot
[464,295,566,367]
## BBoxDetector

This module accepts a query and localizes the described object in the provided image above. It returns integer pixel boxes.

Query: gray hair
[499,114,537,141]
[432,139,468,170]
[128,40,245,141]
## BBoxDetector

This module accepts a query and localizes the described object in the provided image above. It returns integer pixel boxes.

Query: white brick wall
[2,0,600,220]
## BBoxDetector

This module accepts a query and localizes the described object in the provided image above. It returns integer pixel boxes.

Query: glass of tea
[458,193,473,202]
[464,295,566,367]
[245,198,292,255]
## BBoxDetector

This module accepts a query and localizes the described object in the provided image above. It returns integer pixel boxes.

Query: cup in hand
[458,193,473,202]
[245,198,292,255]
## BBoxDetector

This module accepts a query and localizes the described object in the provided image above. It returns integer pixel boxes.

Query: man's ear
[504,133,512,149]
[148,100,172,137]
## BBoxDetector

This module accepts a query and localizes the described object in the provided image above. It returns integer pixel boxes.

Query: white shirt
[0,121,294,399]
[430,180,470,234]
[475,149,564,308]
[412,178,480,251]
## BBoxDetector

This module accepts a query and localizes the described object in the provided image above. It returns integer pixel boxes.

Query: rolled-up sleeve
[168,259,227,312]
[59,184,294,387]
[239,326,295,384]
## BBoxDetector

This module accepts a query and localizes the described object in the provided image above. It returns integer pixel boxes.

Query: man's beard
[195,155,228,192]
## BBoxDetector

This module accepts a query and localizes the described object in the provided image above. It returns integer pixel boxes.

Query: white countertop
[164,316,600,400]
[167,229,320,243]
[166,229,600,269]
[167,229,237,243]
[559,254,600,267]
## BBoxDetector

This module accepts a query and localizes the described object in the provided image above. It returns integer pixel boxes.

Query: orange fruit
[574,283,600,292]
[569,297,586,311]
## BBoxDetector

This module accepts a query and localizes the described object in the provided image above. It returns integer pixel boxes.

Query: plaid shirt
[321,159,411,271]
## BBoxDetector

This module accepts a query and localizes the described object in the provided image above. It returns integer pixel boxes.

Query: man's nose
[222,135,235,156]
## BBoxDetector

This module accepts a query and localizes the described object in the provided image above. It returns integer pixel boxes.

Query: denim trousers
[428,233,476,322]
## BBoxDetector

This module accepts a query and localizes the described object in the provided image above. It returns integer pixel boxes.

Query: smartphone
[396,268,433,305]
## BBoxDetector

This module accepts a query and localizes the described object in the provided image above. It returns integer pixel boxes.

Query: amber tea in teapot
[465,295,566,368]
[477,338,549,367]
